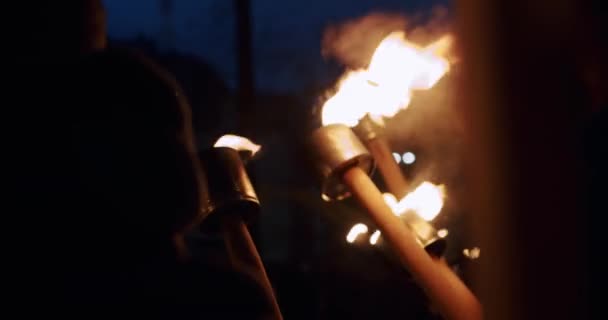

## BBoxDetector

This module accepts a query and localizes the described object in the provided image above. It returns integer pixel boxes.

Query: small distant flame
[383,182,446,221]
[214,134,261,156]
[369,230,381,245]
[346,223,369,243]
[321,31,452,127]
[463,247,481,259]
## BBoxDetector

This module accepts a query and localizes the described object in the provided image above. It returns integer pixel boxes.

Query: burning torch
[321,31,453,255]
[309,125,481,320]
[311,32,481,319]
[198,134,282,320]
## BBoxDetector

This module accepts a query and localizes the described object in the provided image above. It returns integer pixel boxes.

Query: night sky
[103,0,448,91]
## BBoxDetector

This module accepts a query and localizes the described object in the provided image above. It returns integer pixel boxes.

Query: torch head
[310,124,375,201]
[402,211,447,257]
[197,147,260,231]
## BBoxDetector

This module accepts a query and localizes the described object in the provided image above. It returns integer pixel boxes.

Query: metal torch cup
[309,124,375,201]
[197,147,260,231]
[354,116,446,257]
[196,147,283,319]
[402,211,447,257]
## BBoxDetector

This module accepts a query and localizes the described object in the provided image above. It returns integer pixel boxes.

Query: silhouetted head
[71,51,207,244]
[12,49,207,254]
[19,0,107,57]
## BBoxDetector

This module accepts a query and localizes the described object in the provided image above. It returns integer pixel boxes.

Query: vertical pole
[233,0,258,239]
[456,0,590,318]
[234,0,254,116]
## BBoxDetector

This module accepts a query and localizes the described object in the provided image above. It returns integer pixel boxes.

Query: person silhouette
[6,1,279,318]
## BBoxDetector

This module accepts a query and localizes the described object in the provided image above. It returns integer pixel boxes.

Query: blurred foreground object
[456,0,602,318]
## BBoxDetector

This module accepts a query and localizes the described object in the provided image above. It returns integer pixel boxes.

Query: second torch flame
[383,182,446,221]
[322,31,452,127]
[348,182,446,244]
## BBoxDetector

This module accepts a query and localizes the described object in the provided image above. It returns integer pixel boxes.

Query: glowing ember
[383,182,446,221]
[214,134,261,156]
[346,223,369,243]
[369,230,381,245]
[321,31,452,126]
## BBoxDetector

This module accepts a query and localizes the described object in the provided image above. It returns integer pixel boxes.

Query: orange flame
[350,184,445,245]
[383,182,446,221]
[214,134,261,156]
[321,31,452,126]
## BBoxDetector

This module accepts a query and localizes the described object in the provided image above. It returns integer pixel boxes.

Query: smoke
[322,12,406,69]
[321,6,452,69]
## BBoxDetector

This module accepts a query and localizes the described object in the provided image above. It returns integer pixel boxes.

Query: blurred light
[393,182,446,221]
[370,230,381,245]
[402,151,416,165]
[463,247,481,259]
[437,228,449,238]
[346,223,369,243]
[382,193,399,210]
[392,152,401,163]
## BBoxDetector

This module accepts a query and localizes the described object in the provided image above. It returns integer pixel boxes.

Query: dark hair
[19,0,106,56]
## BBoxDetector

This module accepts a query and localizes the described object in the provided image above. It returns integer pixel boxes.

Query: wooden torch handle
[343,166,482,320]
[221,216,283,320]
[366,137,409,198]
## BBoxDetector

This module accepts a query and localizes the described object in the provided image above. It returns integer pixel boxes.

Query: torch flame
[321,31,452,126]
[214,134,261,156]
[348,182,444,244]
[346,223,369,243]
[384,182,446,221]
